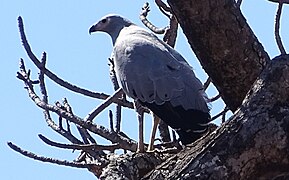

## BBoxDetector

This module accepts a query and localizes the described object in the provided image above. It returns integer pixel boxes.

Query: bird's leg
[147,113,160,152]
[134,100,145,153]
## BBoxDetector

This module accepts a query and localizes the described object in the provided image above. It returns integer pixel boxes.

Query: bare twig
[211,107,229,122]
[108,58,122,132]
[84,88,124,122]
[77,126,90,144]
[37,55,84,144]
[62,98,96,144]
[274,0,287,55]
[44,110,83,144]
[109,110,114,132]
[163,15,178,47]
[83,129,97,144]
[17,16,134,109]
[17,60,138,151]
[208,94,221,102]
[140,2,167,34]
[39,52,48,103]
[108,58,120,91]
[7,142,93,168]
[155,0,171,18]
[155,0,171,13]
[38,134,122,152]
[115,105,122,132]
[203,77,211,91]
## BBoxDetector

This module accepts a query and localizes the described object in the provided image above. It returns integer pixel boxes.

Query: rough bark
[168,0,270,111]
[143,55,289,179]
[99,153,166,180]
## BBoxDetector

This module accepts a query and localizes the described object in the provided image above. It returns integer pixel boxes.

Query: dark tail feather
[140,101,211,145]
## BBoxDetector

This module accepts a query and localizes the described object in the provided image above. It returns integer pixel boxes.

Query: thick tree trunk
[168,0,270,111]
[143,55,289,179]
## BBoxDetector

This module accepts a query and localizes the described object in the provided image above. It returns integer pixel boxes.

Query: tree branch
[38,134,122,152]
[17,59,138,151]
[7,142,93,168]
[84,88,124,122]
[274,0,287,55]
[108,58,123,132]
[168,0,270,111]
[17,16,134,110]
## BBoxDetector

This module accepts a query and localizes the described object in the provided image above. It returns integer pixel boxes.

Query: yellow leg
[147,113,160,152]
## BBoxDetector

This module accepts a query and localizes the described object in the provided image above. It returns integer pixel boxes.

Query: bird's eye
[101,18,107,23]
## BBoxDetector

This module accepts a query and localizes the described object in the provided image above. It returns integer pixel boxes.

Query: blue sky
[1,0,288,179]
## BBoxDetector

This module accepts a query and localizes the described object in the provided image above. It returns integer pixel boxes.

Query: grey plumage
[89,14,210,145]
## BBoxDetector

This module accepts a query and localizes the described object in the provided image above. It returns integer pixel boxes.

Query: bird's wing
[113,26,209,112]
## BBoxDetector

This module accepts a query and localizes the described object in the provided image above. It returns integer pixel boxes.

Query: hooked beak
[89,24,97,35]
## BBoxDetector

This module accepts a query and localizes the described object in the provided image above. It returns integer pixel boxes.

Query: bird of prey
[89,14,211,151]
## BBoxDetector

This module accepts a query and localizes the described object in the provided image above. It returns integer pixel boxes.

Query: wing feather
[113,25,209,113]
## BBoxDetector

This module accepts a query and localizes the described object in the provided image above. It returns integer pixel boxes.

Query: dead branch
[38,134,122,152]
[108,58,123,132]
[44,110,83,144]
[62,98,94,144]
[163,15,178,47]
[211,106,229,122]
[274,0,287,55]
[39,52,48,102]
[84,88,124,122]
[208,94,221,102]
[20,57,83,144]
[203,77,211,90]
[109,110,114,132]
[17,59,138,151]
[7,142,93,168]
[155,0,172,14]
[17,16,134,109]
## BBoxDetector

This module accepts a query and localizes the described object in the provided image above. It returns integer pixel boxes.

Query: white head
[89,14,134,44]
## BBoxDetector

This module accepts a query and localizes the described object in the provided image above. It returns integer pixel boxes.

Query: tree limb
[84,88,124,122]
[274,0,287,54]
[17,16,134,110]
[7,142,93,168]
[17,59,138,151]
[38,134,122,152]
[167,0,270,111]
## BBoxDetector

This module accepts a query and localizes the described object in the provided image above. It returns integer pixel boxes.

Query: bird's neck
[109,23,133,45]
[109,27,124,45]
